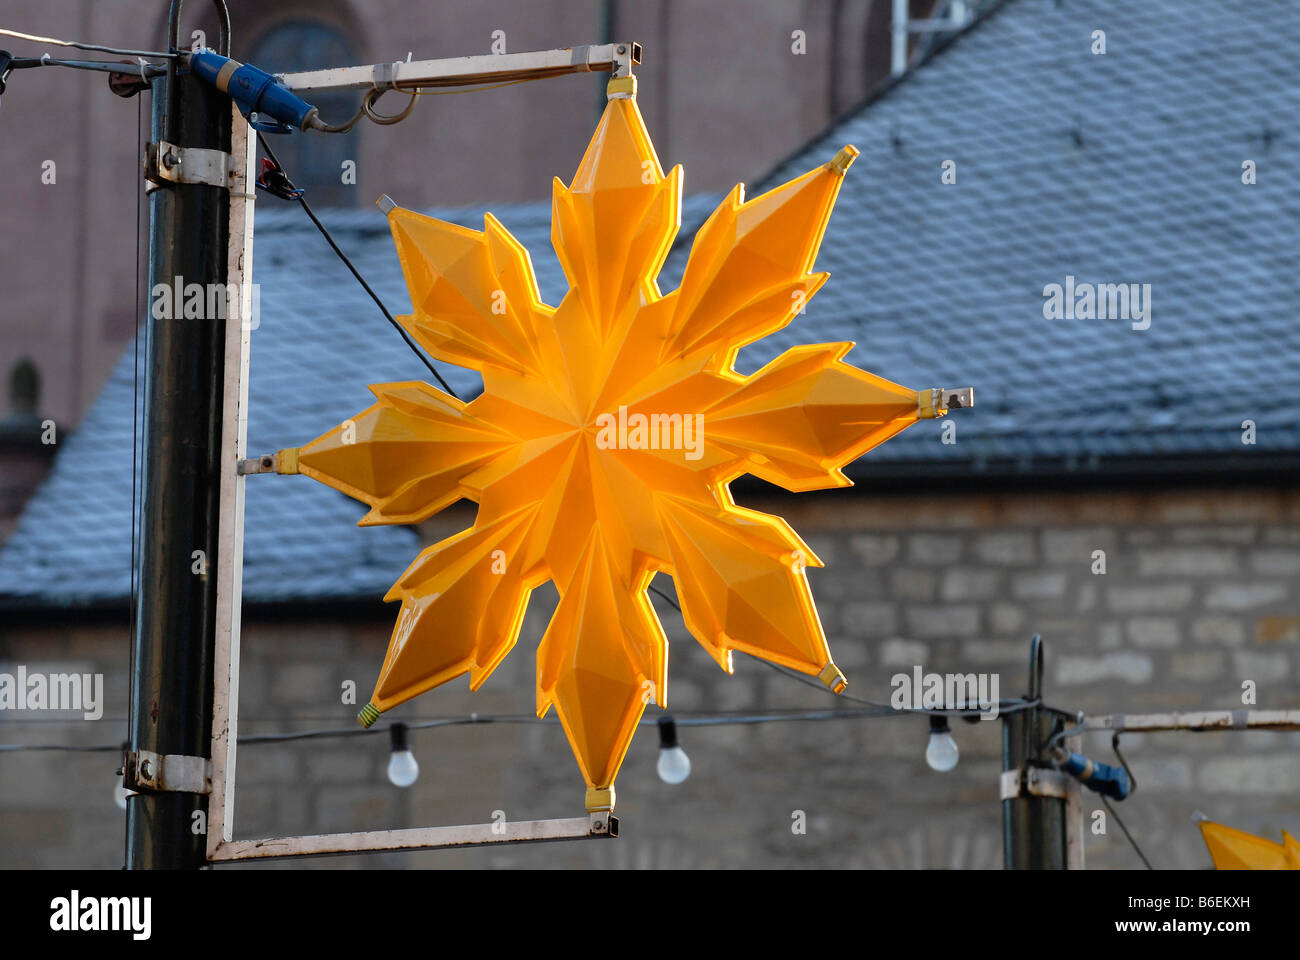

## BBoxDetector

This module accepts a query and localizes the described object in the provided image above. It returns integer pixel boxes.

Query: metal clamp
[145,139,239,192]
[124,749,213,795]
[1000,767,1068,801]
[588,812,618,837]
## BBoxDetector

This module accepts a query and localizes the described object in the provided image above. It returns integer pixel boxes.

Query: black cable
[1101,793,1154,870]
[646,583,1039,716]
[0,27,180,59]
[0,701,990,753]
[7,55,169,76]
[254,132,462,400]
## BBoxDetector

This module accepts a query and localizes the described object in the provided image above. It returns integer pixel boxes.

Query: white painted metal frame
[1085,710,1300,733]
[207,101,254,861]
[279,42,638,93]
[206,44,640,861]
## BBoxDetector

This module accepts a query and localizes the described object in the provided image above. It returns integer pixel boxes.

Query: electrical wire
[308,76,547,132]
[646,583,1040,717]
[0,27,180,59]
[0,703,927,753]
[6,55,169,77]
[1101,793,1154,870]
[411,77,543,96]
[254,132,461,400]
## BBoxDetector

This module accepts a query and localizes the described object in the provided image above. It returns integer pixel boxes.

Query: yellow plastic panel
[290,85,954,807]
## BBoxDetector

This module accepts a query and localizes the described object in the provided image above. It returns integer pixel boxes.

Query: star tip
[357,702,381,728]
[818,663,848,695]
[585,786,616,812]
[829,145,859,175]
[606,75,637,100]
[375,194,398,215]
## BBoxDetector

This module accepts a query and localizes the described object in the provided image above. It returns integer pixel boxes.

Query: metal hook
[1111,731,1138,797]
[0,50,12,105]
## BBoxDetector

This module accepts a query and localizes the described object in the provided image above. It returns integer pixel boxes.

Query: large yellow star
[280,76,958,810]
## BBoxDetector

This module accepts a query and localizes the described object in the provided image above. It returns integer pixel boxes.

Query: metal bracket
[919,386,975,418]
[588,812,618,837]
[1000,767,1068,801]
[144,139,239,192]
[124,749,213,795]
[237,453,278,475]
[941,387,974,410]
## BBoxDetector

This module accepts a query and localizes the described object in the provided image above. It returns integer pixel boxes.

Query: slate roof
[3,0,1299,610]
[685,0,1300,471]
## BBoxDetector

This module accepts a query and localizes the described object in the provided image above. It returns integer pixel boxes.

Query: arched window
[246,21,361,207]
[7,358,40,422]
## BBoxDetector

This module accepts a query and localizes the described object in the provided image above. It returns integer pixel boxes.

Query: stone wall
[2,484,1297,869]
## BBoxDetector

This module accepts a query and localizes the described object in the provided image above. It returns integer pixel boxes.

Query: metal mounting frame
[206,45,643,864]
[277,42,639,95]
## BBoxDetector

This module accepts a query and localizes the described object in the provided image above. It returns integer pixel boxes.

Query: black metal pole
[1002,635,1067,869]
[126,9,231,868]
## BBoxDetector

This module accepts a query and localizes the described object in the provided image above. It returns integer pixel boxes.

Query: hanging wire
[412,77,543,96]
[1101,793,1154,869]
[254,132,462,399]
[0,703,941,753]
[646,583,1041,717]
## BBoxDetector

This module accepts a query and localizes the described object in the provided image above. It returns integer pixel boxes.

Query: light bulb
[925,714,959,772]
[386,722,419,788]
[656,716,691,784]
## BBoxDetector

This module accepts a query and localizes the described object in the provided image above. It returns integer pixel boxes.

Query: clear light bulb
[925,715,959,772]
[657,745,691,784]
[386,722,419,787]
[656,716,691,784]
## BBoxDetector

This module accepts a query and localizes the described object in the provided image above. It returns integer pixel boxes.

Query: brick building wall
[2,483,1297,869]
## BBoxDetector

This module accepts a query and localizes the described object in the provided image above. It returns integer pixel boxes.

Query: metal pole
[1001,635,1068,869]
[126,2,232,869]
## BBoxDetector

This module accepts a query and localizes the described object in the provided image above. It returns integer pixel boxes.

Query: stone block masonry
[1,486,1297,869]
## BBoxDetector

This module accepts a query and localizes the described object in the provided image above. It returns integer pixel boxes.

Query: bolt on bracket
[124,749,213,795]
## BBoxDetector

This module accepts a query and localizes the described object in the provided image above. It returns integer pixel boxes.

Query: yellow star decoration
[1199,819,1300,869]
[278,77,960,811]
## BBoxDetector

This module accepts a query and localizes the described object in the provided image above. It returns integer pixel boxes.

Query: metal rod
[206,100,255,857]
[208,816,615,862]
[278,42,639,93]
[126,51,231,870]
[1085,710,1300,733]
